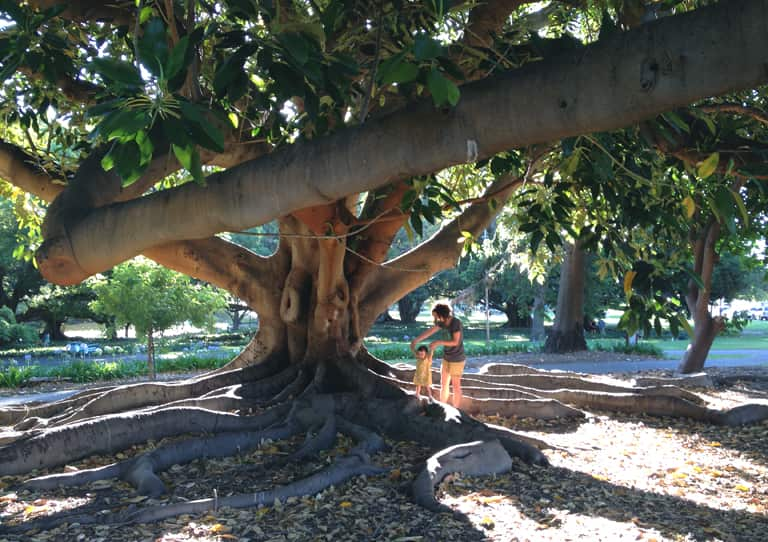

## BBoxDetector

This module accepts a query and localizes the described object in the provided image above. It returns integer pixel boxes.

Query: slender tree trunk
[230,310,243,332]
[678,221,725,373]
[678,315,722,373]
[544,242,587,353]
[147,328,156,380]
[530,282,546,342]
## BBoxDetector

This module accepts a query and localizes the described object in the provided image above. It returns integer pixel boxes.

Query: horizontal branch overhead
[37,0,768,284]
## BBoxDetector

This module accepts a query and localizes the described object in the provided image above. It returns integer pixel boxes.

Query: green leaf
[410,213,423,237]
[138,18,169,77]
[377,53,419,86]
[663,111,690,133]
[701,115,717,136]
[139,6,154,24]
[562,151,580,177]
[413,33,443,61]
[161,117,191,147]
[172,144,204,184]
[426,68,459,107]
[731,190,749,226]
[490,156,510,177]
[677,314,693,338]
[697,152,719,179]
[278,32,310,65]
[85,98,124,118]
[178,101,225,152]
[134,130,154,165]
[112,141,147,186]
[213,43,258,97]
[269,62,306,99]
[89,58,143,90]
[95,109,149,142]
[165,35,190,80]
[277,22,326,47]
[172,143,194,171]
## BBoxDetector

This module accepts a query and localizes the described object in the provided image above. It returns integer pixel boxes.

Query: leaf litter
[0,366,766,541]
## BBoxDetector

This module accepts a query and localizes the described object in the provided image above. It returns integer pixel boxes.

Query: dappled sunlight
[433,410,768,540]
[0,491,94,528]
[539,416,767,514]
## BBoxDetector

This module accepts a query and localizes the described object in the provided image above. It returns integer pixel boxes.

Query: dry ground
[1,354,767,542]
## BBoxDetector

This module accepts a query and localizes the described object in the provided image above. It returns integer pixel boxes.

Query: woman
[409,303,465,407]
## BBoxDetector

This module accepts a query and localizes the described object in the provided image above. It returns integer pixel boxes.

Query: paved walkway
[464,349,768,375]
[1,350,766,407]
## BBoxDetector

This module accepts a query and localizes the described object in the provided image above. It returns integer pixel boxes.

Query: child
[413,345,433,398]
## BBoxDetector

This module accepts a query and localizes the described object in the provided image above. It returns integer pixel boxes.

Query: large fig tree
[2,0,768,533]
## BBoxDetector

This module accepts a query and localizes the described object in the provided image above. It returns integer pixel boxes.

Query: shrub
[0,364,36,387]
[0,306,38,348]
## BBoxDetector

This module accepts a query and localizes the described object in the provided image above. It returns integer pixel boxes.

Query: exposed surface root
[462,396,585,419]
[129,451,386,525]
[0,404,290,476]
[22,423,300,496]
[2,354,768,534]
[412,440,513,512]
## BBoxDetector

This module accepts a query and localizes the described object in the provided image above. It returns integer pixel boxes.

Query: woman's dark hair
[417,345,428,353]
[432,303,451,319]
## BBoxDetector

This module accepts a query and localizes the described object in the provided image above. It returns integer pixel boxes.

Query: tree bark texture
[678,222,725,373]
[544,242,587,353]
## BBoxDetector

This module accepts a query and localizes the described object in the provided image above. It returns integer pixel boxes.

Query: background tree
[90,258,227,378]
[0,200,44,316]
[23,282,99,341]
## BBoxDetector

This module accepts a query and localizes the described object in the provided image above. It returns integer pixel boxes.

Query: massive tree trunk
[678,221,725,374]
[544,242,587,353]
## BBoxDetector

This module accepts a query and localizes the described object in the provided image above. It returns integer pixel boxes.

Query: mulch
[1,356,767,541]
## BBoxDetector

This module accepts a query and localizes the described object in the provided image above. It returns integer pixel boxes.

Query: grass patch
[589,340,663,357]
[0,353,231,388]
[367,339,541,362]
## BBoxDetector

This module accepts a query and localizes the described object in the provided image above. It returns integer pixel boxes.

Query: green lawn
[2,318,766,388]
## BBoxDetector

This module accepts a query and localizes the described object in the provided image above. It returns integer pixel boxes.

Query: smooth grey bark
[678,316,719,374]
[530,281,546,342]
[38,0,768,283]
[678,222,724,373]
[544,242,587,353]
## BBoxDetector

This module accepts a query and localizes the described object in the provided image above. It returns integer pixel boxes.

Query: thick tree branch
[26,0,135,25]
[143,237,285,315]
[32,0,768,284]
[696,104,768,126]
[357,176,523,330]
[0,141,65,201]
[17,67,101,104]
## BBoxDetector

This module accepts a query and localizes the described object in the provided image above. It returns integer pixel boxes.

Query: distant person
[597,319,606,336]
[411,345,433,399]
[410,303,466,408]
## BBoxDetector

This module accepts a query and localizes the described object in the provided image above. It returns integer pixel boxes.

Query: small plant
[0,364,36,388]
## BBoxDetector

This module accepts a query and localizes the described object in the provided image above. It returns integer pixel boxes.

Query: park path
[1,349,766,407]
[464,348,768,375]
